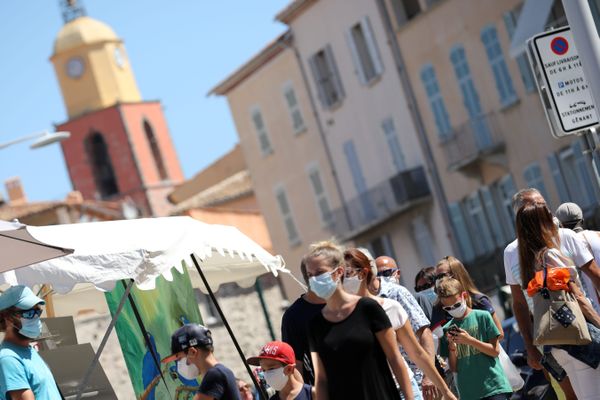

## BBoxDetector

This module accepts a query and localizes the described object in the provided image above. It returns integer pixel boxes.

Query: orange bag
[527,267,571,297]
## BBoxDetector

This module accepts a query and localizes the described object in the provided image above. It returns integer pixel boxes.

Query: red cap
[247,341,295,366]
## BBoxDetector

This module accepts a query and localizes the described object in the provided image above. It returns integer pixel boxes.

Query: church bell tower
[51,0,184,217]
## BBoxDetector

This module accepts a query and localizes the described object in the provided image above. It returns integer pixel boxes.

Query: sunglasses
[442,301,463,312]
[377,268,398,277]
[435,272,452,281]
[17,308,43,319]
[415,284,431,292]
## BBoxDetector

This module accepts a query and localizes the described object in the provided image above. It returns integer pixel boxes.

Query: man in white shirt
[504,189,600,399]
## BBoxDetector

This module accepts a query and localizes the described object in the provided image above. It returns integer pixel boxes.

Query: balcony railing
[328,165,431,240]
[440,112,505,171]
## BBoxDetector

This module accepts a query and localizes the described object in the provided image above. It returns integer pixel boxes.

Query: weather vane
[60,0,86,23]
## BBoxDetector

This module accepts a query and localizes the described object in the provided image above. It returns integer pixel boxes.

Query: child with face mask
[162,323,240,400]
[437,277,511,400]
[247,341,314,400]
[0,285,62,400]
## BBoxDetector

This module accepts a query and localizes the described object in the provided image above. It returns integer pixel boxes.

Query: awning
[509,0,554,58]
[0,216,288,294]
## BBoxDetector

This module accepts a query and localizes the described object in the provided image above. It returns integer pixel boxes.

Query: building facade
[212,0,457,297]
[381,0,600,287]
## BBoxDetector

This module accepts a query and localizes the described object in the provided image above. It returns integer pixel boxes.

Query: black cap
[161,323,212,363]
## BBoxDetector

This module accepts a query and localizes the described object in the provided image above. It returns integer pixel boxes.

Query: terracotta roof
[0,199,123,222]
[0,201,61,221]
[172,170,254,214]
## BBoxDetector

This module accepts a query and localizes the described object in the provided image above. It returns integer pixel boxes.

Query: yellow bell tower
[51,12,141,119]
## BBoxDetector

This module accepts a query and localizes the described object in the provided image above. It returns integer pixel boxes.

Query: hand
[448,328,472,345]
[421,376,440,400]
[441,390,457,400]
[446,333,457,351]
[526,345,543,370]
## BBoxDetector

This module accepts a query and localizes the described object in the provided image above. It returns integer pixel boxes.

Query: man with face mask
[0,285,61,400]
[162,323,240,400]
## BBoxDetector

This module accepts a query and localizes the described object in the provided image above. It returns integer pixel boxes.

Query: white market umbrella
[0,219,73,274]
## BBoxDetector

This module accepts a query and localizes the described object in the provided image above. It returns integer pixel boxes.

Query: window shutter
[324,45,345,100]
[448,202,475,261]
[362,16,384,76]
[412,215,437,266]
[308,55,327,108]
[480,186,506,247]
[572,140,596,207]
[548,153,570,203]
[346,29,366,84]
[251,109,272,155]
[343,140,376,221]
[503,11,517,38]
[275,187,300,245]
[382,118,406,172]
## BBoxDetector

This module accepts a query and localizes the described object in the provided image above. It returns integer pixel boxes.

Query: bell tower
[50,0,184,216]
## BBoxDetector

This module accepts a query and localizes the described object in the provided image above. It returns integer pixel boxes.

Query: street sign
[529,26,599,137]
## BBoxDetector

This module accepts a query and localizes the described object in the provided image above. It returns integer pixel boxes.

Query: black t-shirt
[281,295,325,385]
[198,363,240,400]
[308,297,400,400]
[269,384,312,400]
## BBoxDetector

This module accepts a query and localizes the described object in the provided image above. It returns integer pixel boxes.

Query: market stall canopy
[0,219,73,273]
[1,216,287,294]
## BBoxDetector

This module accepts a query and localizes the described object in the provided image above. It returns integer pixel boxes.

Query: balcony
[328,166,431,241]
[441,112,505,172]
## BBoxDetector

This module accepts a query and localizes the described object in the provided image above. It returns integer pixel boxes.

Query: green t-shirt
[439,309,511,400]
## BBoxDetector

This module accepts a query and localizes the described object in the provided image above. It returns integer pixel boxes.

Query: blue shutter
[548,153,570,203]
[481,25,517,107]
[420,64,452,139]
[523,163,550,200]
[480,187,506,247]
[448,202,475,261]
[572,139,596,207]
[503,11,536,93]
[343,140,377,221]
[382,118,406,172]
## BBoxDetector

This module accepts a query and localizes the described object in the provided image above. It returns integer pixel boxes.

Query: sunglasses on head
[17,308,43,319]
[435,272,452,281]
[377,268,398,277]
[442,301,463,312]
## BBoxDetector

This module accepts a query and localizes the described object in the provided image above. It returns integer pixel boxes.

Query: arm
[569,280,600,328]
[376,328,414,400]
[311,352,329,400]
[396,324,456,400]
[491,312,504,341]
[510,284,542,370]
[8,390,35,400]
[416,326,435,361]
[452,328,500,358]
[446,334,458,373]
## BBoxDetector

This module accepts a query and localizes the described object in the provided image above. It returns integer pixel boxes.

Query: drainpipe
[278,32,354,232]
[374,0,460,256]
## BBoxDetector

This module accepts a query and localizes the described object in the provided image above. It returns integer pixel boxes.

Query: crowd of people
[2,187,600,400]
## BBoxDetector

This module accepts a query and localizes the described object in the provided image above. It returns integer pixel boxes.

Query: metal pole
[75,280,134,400]
[255,278,276,341]
[190,254,269,400]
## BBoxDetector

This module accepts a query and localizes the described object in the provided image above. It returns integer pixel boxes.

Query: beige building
[379,0,600,287]
[212,0,458,298]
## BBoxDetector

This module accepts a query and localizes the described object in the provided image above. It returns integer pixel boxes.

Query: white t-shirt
[578,230,600,314]
[380,297,413,381]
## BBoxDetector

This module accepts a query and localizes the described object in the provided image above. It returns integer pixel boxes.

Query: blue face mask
[18,316,42,339]
[309,269,339,300]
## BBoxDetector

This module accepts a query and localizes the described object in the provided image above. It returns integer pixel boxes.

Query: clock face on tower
[66,57,85,78]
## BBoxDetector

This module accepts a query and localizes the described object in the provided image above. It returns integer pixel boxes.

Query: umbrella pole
[190,254,269,400]
[75,279,135,400]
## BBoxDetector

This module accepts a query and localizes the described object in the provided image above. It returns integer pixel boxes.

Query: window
[308,45,345,109]
[523,162,550,201]
[347,17,383,84]
[420,64,452,139]
[307,164,333,226]
[448,202,475,261]
[479,186,506,247]
[389,0,422,27]
[250,107,273,156]
[85,132,119,198]
[557,143,596,208]
[282,83,305,134]
[548,153,570,204]
[343,140,377,221]
[143,120,168,181]
[465,192,495,255]
[503,9,536,92]
[274,185,300,246]
[382,118,406,172]
[494,175,517,240]
[412,215,437,266]
[481,25,517,107]
[450,45,491,148]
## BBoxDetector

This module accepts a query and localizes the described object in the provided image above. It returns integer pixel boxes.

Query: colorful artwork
[105,267,203,399]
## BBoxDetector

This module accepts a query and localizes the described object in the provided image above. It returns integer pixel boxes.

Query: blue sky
[0,1,288,202]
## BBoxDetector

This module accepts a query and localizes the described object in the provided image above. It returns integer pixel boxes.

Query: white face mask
[446,299,468,319]
[177,357,199,380]
[264,367,288,391]
[342,275,362,294]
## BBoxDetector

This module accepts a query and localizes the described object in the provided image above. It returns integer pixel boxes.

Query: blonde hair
[436,256,482,297]
[302,240,344,271]
[435,277,471,307]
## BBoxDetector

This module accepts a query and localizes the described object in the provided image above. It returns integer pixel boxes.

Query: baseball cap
[0,285,45,311]
[161,323,213,363]
[247,341,295,366]
[556,202,584,225]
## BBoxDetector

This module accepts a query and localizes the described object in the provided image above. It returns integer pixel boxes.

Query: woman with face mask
[304,241,413,400]
[0,285,62,399]
[343,248,456,400]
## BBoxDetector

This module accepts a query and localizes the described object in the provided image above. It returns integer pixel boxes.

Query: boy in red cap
[247,341,314,400]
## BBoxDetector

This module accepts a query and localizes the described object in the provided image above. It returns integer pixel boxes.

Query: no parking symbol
[551,36,569,55]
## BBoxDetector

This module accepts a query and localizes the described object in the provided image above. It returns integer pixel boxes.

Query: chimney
[5,177,27,205]
[65,191,84,204]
